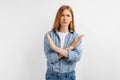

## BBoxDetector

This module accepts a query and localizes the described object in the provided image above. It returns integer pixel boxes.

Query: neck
[59,26,69,33]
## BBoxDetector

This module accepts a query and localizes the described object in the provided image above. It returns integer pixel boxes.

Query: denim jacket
[44,30,82,73]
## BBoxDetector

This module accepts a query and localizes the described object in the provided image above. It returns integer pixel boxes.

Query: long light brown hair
[52,5,75,32]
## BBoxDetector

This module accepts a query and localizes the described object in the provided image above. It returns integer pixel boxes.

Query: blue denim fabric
[44,30,82,73]
[46,69,76,80]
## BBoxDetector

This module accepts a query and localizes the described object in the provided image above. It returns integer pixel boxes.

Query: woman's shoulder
[44,30,56,38]
[47,30,56,36]
[44,30,54,40]
[47,30,54,34]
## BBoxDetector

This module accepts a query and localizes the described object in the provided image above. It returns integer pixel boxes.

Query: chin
[62,24,69,27]
[63,25,69,27]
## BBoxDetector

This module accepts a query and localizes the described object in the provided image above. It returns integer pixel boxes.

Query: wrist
[68,46,73,50]
[52,45,57,51]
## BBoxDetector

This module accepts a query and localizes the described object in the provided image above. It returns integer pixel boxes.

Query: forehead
[62,9,72,15]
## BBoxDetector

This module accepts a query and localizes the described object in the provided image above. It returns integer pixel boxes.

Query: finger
[70,34,84,48]
[46,33,52,43]
[46,32,49,37]
[74,34,84,43]
[79,34,84,38]
[77,34,84,40]
[46,33,51,40]
[46,33,55,44]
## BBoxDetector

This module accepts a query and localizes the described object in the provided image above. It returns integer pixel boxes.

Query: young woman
[44,5,84,80]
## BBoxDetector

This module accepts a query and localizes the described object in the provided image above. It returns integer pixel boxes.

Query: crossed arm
[46,33,84,59]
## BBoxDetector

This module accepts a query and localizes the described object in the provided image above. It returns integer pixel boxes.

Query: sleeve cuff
[67,50,73,61]
[50,52,59,63]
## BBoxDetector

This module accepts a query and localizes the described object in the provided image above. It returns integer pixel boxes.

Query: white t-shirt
[58,32,69,48]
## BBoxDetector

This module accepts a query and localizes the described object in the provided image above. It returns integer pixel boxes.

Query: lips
[63,22,67,24]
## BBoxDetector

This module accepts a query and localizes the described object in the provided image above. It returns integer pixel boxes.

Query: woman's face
[60,9,72,27]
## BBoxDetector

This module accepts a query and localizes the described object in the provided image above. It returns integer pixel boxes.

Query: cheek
[68,19,72,23]
[60,17,63,22]
[70,17,72,21]
[66,16,72,21]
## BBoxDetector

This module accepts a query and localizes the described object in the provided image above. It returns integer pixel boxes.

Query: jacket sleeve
[67,35,83,62]
[44,34,59,64]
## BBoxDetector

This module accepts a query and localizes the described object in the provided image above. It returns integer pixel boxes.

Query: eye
[61,14,64,16]
[67,14,70,17]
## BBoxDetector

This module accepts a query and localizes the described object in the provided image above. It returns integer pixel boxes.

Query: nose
[64,15,67,20]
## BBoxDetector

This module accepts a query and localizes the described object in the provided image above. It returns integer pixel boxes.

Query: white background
[0,0,120,80]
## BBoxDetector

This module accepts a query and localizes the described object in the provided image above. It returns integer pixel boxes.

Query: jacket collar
[54,29,74,33]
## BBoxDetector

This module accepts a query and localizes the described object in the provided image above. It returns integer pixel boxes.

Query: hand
[46,33,64,59]
[46,33,56,50]
[58,54,63,59]
[65,34,84,50]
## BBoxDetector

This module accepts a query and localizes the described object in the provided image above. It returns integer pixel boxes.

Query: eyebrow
[62,13,71,15]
